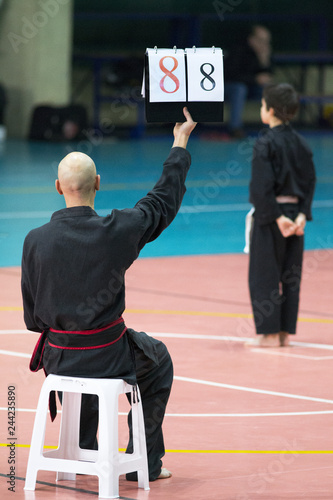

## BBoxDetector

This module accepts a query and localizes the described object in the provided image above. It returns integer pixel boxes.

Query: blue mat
[0,133,332,267]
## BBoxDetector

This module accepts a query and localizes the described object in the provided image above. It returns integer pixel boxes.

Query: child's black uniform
[249,124,316,335]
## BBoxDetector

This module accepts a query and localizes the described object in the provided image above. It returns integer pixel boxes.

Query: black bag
[29,104,88,141]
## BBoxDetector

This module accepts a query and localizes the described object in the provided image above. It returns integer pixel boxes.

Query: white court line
[0,211,53,220]
[2,333,333,407]
[0,349,30,358]
[0,407,333,418]
[250,348,333,361]
[0,199,332,220]
[151,332,333,351]
[2,330,333,351]
[165,411,333,417]
[2,347,333,405]
[291,341,333,351]
[174,375,333,405]
[0,330,33,334]
[179,199,333,214]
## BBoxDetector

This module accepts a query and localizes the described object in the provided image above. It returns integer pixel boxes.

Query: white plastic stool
[24,374,150,498]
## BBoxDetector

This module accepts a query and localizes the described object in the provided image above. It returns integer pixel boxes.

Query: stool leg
[97,388,120,498]
[98,469,119,499]
[56,391,81,481]
[131,386,149,491]
[24,381,50,490]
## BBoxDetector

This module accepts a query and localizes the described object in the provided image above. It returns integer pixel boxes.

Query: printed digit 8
[159,56,180,93]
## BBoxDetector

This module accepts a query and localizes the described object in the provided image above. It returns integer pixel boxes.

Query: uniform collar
[271,123,292,132]
[51,206,98,220]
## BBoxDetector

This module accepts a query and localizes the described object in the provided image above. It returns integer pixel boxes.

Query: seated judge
[21,108,197,482]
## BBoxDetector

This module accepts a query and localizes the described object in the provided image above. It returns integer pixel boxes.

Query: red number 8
[159,56,180,93]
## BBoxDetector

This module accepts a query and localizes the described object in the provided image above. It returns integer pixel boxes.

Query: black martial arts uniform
[249,124,316,335]
[21,146,191,481]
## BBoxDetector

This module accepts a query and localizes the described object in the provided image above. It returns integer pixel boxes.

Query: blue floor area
[0,132,332,267]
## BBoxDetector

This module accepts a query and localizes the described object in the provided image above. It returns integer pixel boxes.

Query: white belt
[276,195,299,204]
[243,207,255,254]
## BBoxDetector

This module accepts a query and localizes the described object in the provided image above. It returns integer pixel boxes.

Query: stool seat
[24,374,150,499]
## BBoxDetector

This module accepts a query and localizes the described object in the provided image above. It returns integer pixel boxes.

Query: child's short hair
[263,83,299,122]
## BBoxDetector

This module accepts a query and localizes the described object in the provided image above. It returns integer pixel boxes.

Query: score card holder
[143,47,224,123]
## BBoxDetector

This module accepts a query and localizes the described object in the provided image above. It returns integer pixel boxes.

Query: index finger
[183,107,194,123]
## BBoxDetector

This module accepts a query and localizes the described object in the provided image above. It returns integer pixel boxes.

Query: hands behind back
[294,213,306,236]
[276,213,306,238]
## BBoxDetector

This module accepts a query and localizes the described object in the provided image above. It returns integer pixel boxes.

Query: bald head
[56,152,100,208]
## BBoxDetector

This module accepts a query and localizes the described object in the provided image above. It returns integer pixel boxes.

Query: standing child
[247,83,316,347]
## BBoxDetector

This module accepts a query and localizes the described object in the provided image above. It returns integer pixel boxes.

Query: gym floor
[1,129,333,499]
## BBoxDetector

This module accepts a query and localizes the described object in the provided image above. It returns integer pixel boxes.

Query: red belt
[48,317,127,350]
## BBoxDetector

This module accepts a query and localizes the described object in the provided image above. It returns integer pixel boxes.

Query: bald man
[56,152,100,207]
[21,108,196,483]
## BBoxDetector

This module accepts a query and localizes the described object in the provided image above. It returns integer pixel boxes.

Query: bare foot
[279,331,290,346]
[245,334,280,347]
[157,468,172,479]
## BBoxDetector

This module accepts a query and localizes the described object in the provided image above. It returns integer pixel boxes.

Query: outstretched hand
[172,107,197,149]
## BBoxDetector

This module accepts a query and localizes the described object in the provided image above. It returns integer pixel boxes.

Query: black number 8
[200,63,216,91]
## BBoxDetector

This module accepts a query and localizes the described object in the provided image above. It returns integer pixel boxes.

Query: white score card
[147,48,186,103]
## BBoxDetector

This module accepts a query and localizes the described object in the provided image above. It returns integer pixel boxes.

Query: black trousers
[249,204,304,334]
[79,333,173,481]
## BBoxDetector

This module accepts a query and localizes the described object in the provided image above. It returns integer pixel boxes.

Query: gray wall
[0,0,73,138]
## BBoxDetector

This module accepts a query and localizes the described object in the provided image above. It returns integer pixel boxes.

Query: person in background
[0,83,7,141]
[247,83,316,347]
[224,25,273,138]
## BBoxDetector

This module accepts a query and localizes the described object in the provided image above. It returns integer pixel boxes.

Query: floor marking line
[0,329,32,334]
[0,306,24,311]
[153,333,333,351]
[1,331,333,352]
[126,309,333,324]
[1,407,333,417]
[174,375,333,405]
[0,444,332,454]
[291,340,333,350]
[0,349,30,358]
[1,307,333,323]
[0,198,332,216]
[250,349,333,360]
[167,411,333,417]
[165,450,333,454]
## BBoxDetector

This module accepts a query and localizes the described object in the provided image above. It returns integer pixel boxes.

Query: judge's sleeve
[134,146,191,251]
[249,140,282,225]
